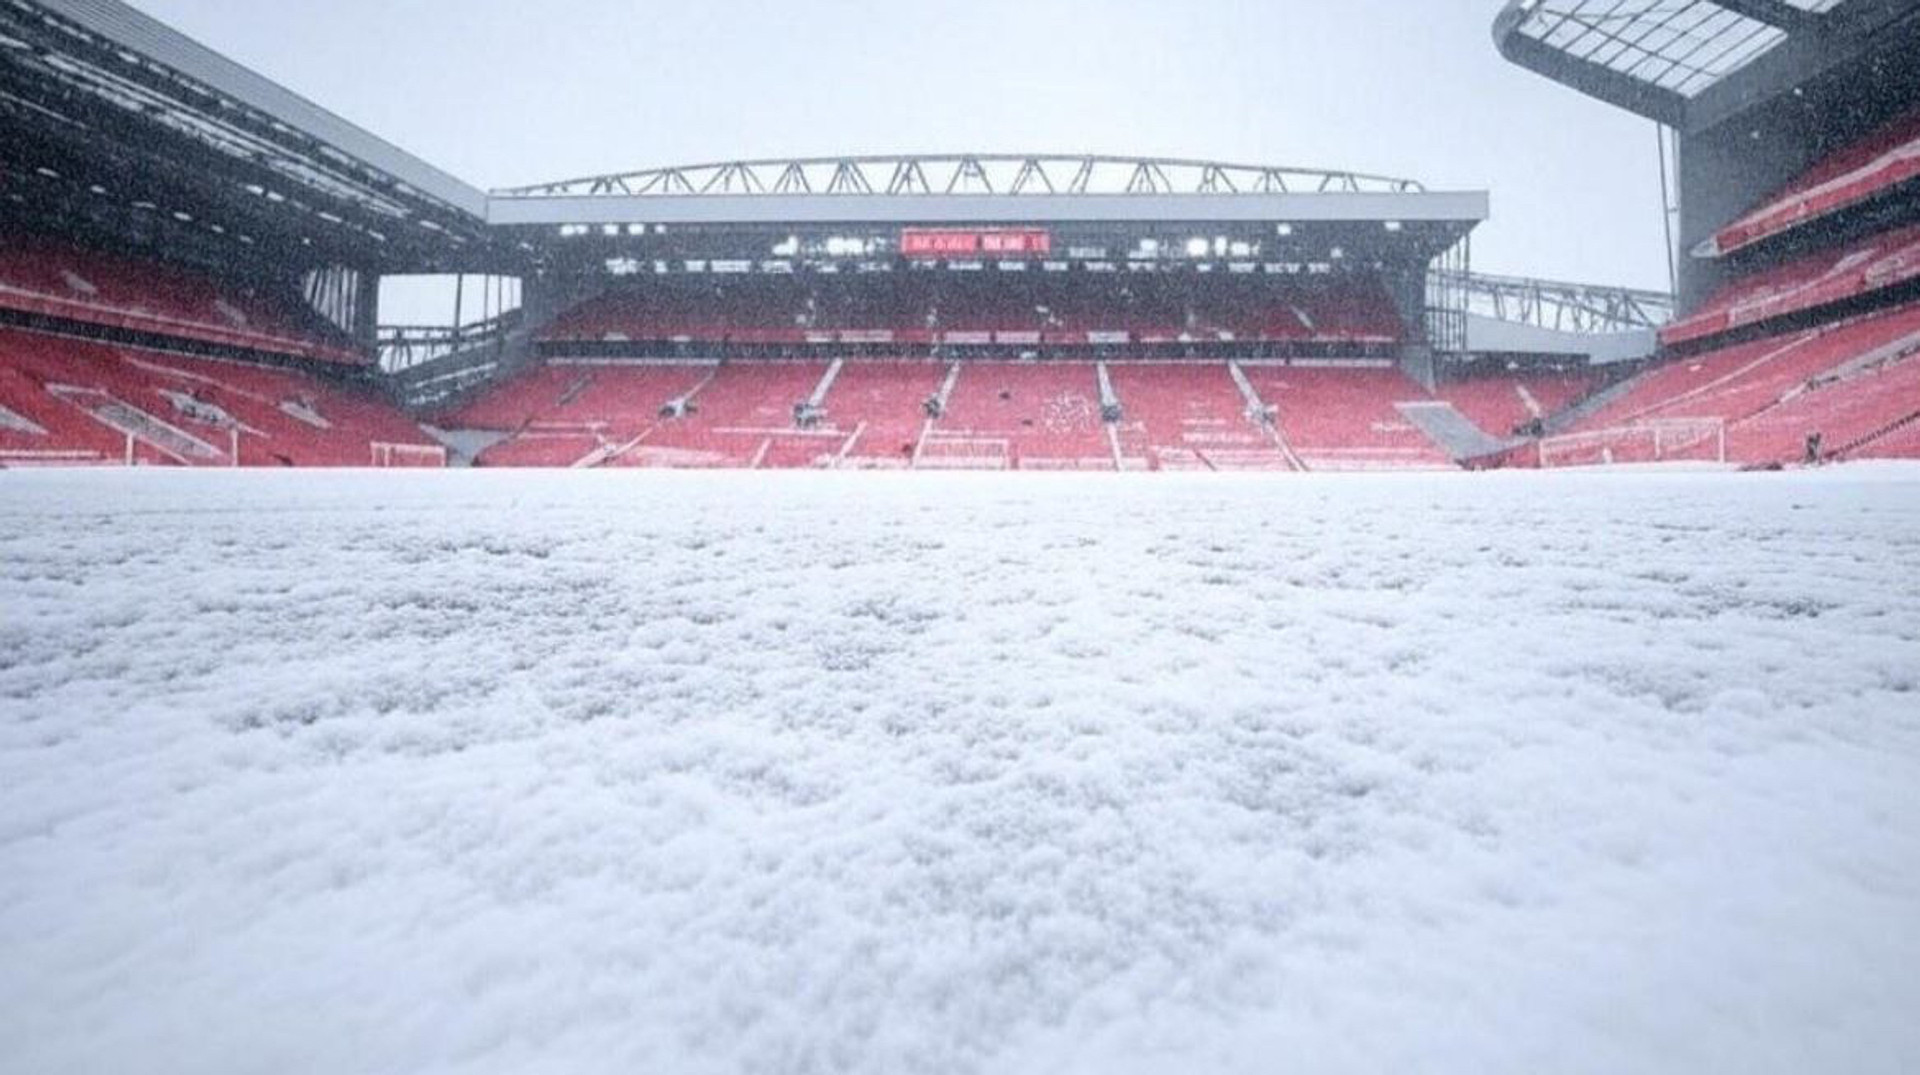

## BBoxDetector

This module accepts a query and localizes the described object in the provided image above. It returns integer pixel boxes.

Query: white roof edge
[36,0,489,217]
[486,191,1492,227]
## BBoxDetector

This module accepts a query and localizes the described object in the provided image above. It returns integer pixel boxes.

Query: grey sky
[129,0,1672,292]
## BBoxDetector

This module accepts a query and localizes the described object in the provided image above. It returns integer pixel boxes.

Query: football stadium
[2,2,1918,1073]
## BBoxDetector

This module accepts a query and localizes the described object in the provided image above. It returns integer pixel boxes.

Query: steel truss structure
[1492,0,1916,130]
[494,155,1428,200]
[1439,271,1674,334]
[0,0,496,275]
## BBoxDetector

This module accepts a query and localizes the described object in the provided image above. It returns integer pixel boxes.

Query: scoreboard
[900,228,1052,258]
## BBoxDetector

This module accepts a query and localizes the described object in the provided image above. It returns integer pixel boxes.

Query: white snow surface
[3,467,1919,1075]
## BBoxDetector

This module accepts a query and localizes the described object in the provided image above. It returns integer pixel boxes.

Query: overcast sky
[129,0,1674,297]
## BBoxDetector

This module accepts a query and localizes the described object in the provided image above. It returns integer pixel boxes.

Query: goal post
[370,442,449,468]
[1538,419,1726,468]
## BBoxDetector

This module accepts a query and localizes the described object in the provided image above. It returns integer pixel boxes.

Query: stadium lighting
[1229,240,1253,258]
[1276,223,1294,237]
[1384,220,1404,232]
[1330,247,1346,260]
[1185,237,1209,258]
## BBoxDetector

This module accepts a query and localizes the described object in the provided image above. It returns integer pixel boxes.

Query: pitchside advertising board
[900,228,1052,257]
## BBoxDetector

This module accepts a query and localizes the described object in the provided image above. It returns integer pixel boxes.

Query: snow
[3,466,1919,1075]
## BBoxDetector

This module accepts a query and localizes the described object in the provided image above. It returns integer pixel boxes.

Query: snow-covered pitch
[3,467,1918,1075]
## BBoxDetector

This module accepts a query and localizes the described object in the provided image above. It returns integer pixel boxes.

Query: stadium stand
[823,361,946,469]
[1240,364,1453,471]
[1661,223,1920,347]
[1702,107,1920,259]
[1106,362,1294,471]
[1531,301,1920,467]
[440,354,1624,471]
[916,363,1115,470]
[0,239,364,365]
[540,274,1407,352]
[1437,371,1595,439]
[0,328,442,467]
[616,361,834,468]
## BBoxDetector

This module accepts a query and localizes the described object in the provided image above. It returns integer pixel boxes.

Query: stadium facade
[0,0,1913,470]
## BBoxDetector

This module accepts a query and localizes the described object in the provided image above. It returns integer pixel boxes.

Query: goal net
[1538,419,1726,468]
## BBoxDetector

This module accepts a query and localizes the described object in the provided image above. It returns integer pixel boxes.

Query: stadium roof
[0,0,494,271]
[486,155,1488,231]
[0,2,1486,275]
[1493,0,1919,129]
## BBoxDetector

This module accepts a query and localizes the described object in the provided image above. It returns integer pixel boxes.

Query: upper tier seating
[1662,222,1920,346]
[1706,108,1920,258]
[0,328,440,467]
[0,241,363,364]
[541,274,1405,349]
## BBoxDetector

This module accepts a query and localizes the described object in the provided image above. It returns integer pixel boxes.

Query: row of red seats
[1436,372,1596,439]
[1663,221,1920,346]
[1706,107,1920,258]
[1728,355,1920,464]
[0,328,439,467]
[1106,363,1293,470]
[1589,302,1920,432]
[917,363,1115,470]
[1240,365,1453,471]
[0,240,364,365]
[1544,299,1920,467]
[449,358,1478,471]
[542,275,1405,347]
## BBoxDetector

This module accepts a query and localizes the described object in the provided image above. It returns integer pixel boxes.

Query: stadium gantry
[1443,273,1676,335]
[492,155,1429,200]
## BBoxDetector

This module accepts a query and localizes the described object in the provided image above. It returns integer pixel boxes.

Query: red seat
[1707,107,1920,258]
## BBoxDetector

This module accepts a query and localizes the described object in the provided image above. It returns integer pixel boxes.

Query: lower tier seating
[1106,363,1293,470]
[1535,300,1920,468]
[1240,364,1454,471]
[452,358,1494,472]
[0,328,441,468]
[1437,372,1596,438]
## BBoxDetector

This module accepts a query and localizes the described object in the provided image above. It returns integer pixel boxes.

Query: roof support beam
[1491,8,1690,127]
[1711,0,1822,32]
